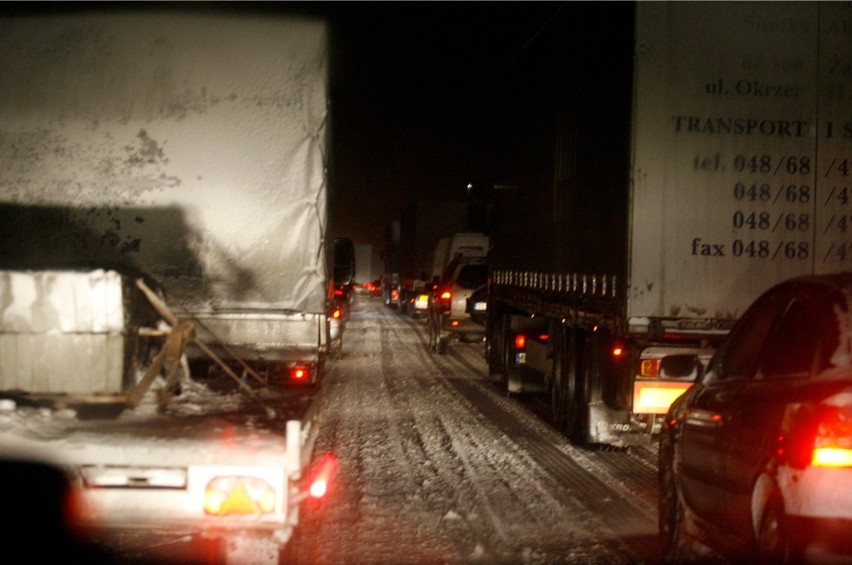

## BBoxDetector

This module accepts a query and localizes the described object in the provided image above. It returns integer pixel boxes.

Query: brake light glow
[204,476,276,515]
[290,367,309,381]
[812,447,852,467]
[331,307,342,319]
[307,454,338,499]
[811,406,852,468]
[450,320,460,327]
[514,334,526,350]
[611,343,625,358]
[440,290,452,301]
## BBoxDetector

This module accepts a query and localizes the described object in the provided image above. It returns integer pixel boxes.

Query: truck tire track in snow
[282,297,661,564]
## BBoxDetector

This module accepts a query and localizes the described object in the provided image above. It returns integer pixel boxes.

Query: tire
[486,335,505,385]
[659,430,691,562]
[550,325,568,430]
[428,312,437,352]
[437,334,449,355]
[494,314,515,389]
[562,330,581,439]
[575,331,598,444]
[331,334,343,359]
[756,497,792,564]
[485,313,504,384]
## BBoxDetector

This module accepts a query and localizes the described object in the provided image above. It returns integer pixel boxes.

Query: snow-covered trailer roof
[0,10,329,314]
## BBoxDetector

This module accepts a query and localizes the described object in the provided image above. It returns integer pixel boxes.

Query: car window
[454,264,487,290]
[755,298,821,379]
[707,287,790,382]
[757,287,846,378]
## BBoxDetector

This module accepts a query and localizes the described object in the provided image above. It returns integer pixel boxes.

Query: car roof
[770,272,852,294]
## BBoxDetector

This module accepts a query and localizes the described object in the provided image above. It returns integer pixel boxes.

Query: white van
[430,232,489,282]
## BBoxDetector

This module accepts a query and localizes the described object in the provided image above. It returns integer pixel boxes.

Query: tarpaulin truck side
[486,2,852,447]
[0,8,333,560]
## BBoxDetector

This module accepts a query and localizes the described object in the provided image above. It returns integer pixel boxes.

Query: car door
[677,286,791,528]
[725,284,840,537]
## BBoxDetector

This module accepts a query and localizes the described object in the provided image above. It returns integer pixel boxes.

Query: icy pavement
[282,296,662,565]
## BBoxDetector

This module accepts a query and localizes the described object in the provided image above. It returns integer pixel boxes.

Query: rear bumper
[785,516,852,560]
[777,464,852,560]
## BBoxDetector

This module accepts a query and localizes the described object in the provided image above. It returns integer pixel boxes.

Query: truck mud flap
[586,403,657,448]
[506,366,547,395]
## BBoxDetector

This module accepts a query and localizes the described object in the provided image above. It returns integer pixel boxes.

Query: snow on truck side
[0,9,335,560]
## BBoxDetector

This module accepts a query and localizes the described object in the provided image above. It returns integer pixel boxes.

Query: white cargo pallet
[0,269,136,395]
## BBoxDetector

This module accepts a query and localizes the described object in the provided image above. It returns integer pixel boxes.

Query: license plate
[473,301,487,311]
[415,295,429,309]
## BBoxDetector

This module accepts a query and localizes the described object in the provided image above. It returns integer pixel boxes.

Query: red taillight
[334,288,344,297]
[781,404,852,468]
[290,367,309,381]
[514,334,526,350]
[440,290,452,301]
[811,406,852,468]
[331,307,342,319]
[611,343,625,359]
[307,454,338,499]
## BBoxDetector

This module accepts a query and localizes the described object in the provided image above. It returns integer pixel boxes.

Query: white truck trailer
[486,2,852,447]
[0,7,337,561]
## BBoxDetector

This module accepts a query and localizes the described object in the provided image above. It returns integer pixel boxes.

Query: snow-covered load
[0,7,335,561]
[486,2,852,446]
[0,8,332,386]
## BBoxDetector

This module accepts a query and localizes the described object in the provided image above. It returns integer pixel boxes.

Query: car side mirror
[660,354,703,381]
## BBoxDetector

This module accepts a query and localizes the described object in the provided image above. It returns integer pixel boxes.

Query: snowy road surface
[281,294,663,565]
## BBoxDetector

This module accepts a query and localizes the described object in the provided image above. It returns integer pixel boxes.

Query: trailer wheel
[331,334,344,359]
[551,327,583,438]
[550,325,568,430]
[574,331,599,445]
[485,310,506,386]
[494,313,518,390]
[437,334,449,355]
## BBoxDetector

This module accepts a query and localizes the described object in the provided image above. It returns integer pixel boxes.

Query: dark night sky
[320,2,574,252]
